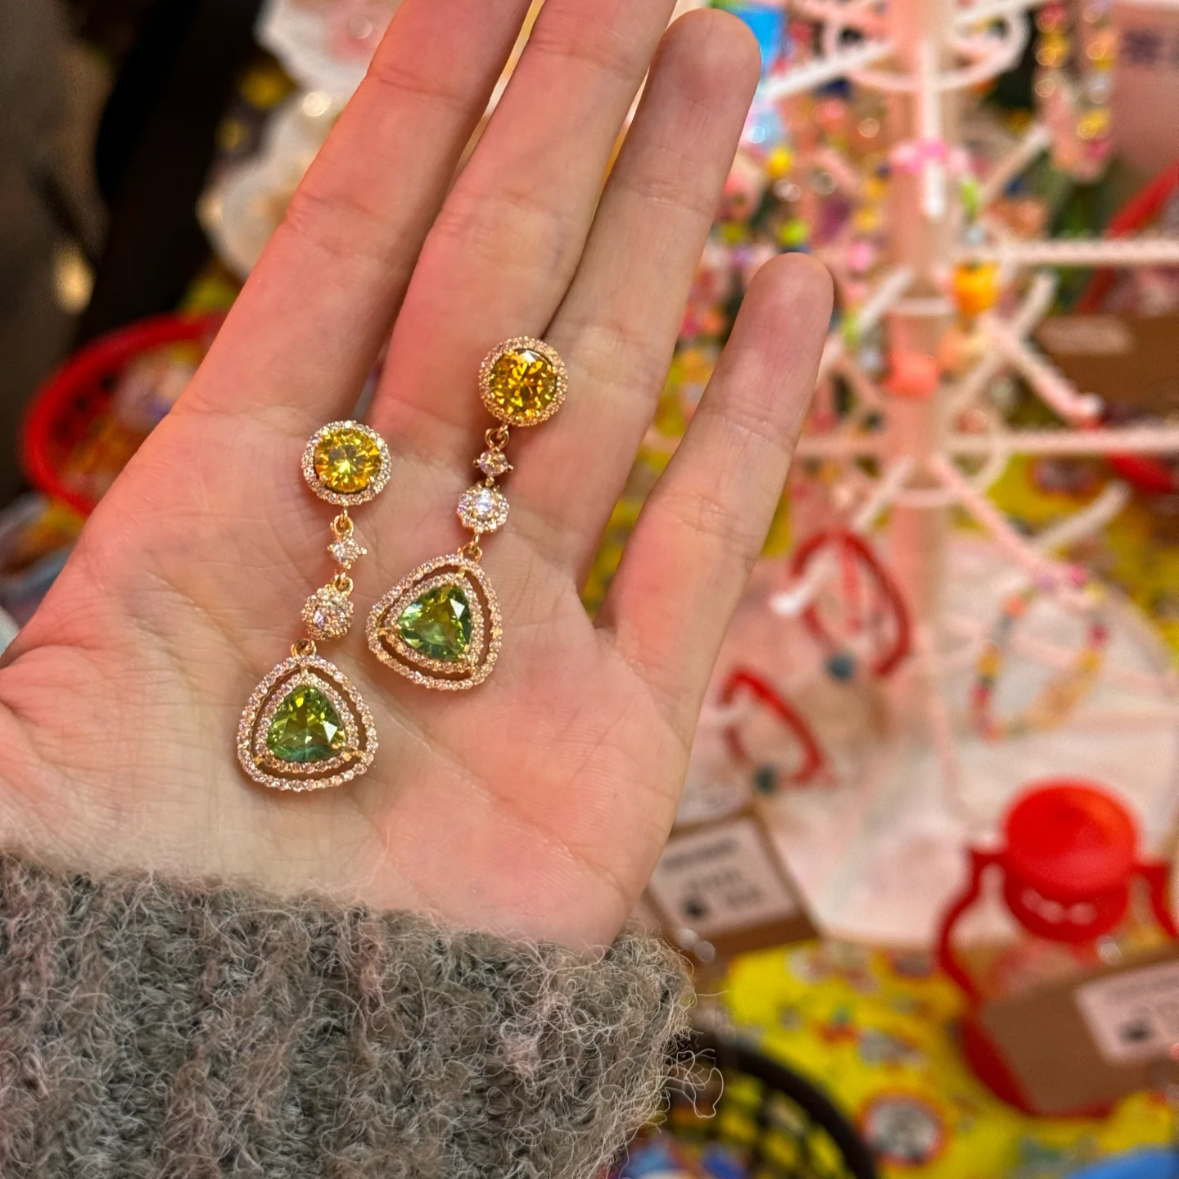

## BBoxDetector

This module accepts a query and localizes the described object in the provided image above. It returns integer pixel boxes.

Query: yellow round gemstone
[314,426,383,494]
[485,347,562,425]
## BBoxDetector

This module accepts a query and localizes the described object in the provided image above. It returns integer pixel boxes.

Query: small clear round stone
[329,536,367,567]
[457,484,509,534]
[476,450,512,478]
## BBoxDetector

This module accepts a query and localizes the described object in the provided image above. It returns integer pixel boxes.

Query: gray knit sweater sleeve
[0,853,690,1178]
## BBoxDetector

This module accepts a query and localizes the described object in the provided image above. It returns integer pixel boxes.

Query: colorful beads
[971,580,1109,741]
[952,262,1001,319]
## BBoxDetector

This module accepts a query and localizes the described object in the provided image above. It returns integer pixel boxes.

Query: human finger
[184,0,534,427]
[512,9,761,576]
[597,255,833,735]
[367,0,680,460]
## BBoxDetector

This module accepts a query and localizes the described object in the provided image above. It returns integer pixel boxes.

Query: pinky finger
[597,254,833,736]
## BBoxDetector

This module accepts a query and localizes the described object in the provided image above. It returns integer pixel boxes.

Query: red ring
[791,529,912,678]
[720,668,829,787]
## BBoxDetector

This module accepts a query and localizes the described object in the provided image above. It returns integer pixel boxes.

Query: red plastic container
[21,314,222,516]
[936,780,1176,1115]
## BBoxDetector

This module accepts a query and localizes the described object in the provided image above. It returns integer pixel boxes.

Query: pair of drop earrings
[237,336,568,792]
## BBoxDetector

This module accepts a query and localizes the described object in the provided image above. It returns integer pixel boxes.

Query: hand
[0,0,830,949]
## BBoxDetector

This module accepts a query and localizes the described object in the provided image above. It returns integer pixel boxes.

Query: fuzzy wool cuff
[0,853,691,1178]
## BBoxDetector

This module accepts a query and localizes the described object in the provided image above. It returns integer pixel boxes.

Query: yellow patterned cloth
[727,943,1174,1176]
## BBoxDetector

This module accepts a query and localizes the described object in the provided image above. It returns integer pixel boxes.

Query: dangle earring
[367,337,567,690]
[237,421,388,790]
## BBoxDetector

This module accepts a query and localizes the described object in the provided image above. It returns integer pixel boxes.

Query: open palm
[0,0,830,950]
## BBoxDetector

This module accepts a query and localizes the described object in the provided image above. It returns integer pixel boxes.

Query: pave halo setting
[367,553,502,690]
[238,647,377,791]
[238,419,386,790]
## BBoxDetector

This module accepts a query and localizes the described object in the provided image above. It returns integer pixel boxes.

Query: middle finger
[515,9,761,579]
[369,0,678,460]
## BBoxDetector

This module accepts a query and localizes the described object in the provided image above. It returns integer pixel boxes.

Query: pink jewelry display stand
[689,0,1179,947]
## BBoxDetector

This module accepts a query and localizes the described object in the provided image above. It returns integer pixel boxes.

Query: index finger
[185,0,536,429]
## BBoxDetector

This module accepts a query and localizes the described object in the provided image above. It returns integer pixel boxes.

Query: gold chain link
[484,425,511,451]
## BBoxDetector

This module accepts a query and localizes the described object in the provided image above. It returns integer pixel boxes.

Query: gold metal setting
[479,337,568,427]
[457,483,510,534]
[367,553,503,690]
[301,584,354,641]
[368,339,565,692]
[328,511,367,567]
[302,420,391,507]
[238,421,387,788]
[237,649,377,791]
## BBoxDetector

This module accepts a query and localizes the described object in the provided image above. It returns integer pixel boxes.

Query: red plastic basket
[20,313,222,517]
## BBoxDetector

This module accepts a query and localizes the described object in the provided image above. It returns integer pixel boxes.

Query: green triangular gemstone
[266,684,346,764]
[397,584,472,662]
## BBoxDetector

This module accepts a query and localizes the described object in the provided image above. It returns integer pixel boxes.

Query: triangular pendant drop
[397,584,473,662]
[367,553,501,690]
[238,651,377,790]
[266,684,346,763]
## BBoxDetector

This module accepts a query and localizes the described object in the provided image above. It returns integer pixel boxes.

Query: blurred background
[4,2,1179,1176]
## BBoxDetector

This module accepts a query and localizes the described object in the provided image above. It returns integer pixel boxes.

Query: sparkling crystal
[313,425,383,494]
[486,347,560,424]
[267,685,345,763]
[302,588,353,640]
[397,585,472,662]
[476,450,512,478]
[329,536,368,567]
[457,485,509,534]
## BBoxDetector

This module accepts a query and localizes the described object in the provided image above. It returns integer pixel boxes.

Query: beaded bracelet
[721,668,831,791]
[791,530,912,681]
[971,574,1108,741]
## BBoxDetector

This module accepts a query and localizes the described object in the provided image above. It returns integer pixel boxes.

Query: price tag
[1036,312,1179,415]
[979,944,1179,1115]
[644,803,816,965]
[1076,957,1179,1066]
